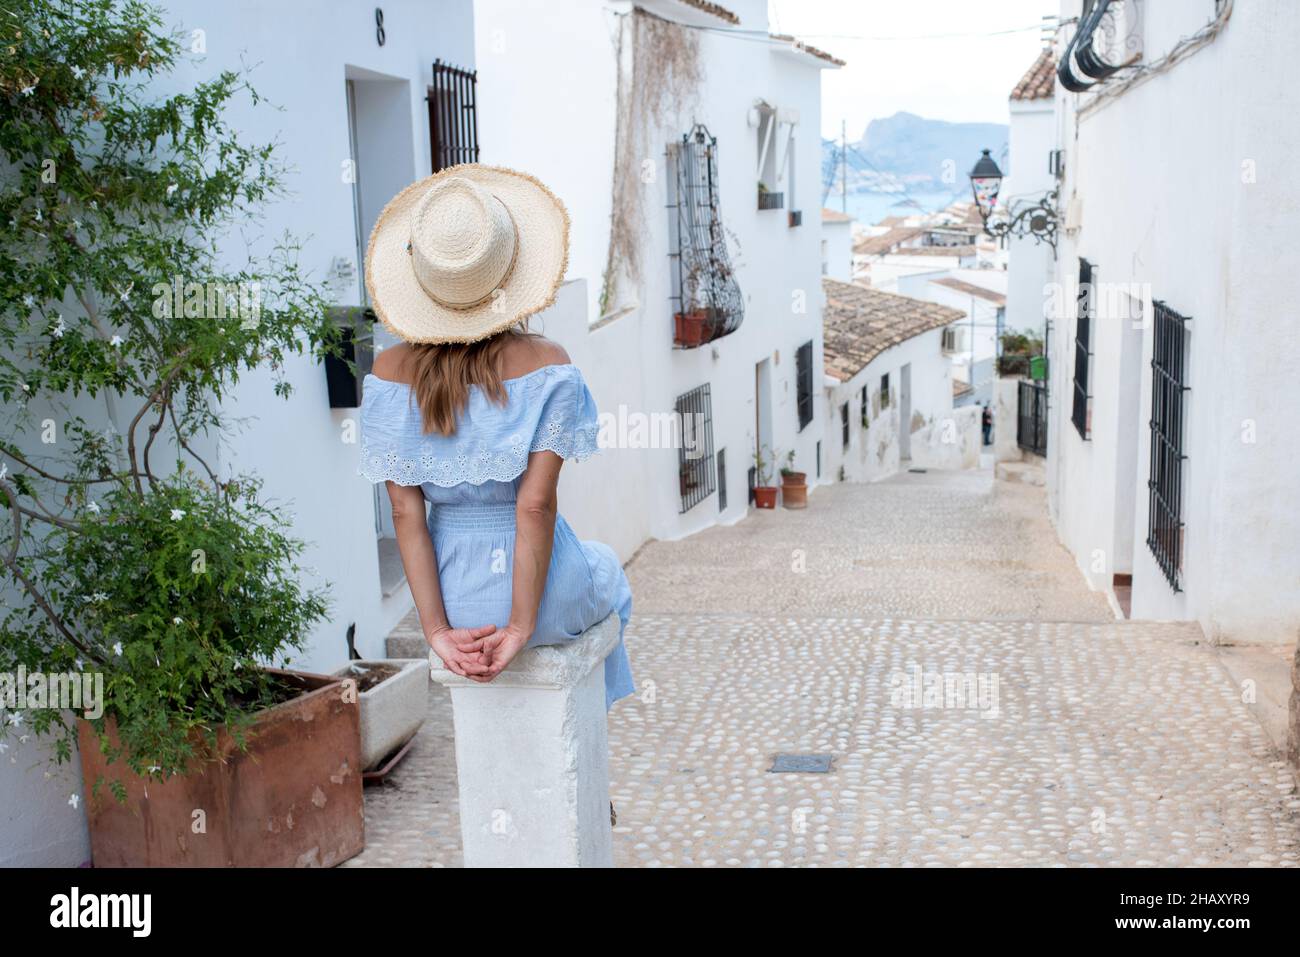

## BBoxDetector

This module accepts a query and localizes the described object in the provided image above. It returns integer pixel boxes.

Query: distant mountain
[823,112,1009,195]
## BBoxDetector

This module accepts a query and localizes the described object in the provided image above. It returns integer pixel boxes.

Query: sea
[825,188,967,227]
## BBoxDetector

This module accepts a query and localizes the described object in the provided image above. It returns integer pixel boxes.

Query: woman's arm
[386,481,493,677]
[479,450,563,678]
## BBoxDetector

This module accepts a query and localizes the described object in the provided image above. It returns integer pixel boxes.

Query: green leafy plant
[996,329,1045,376]
[0,0,336,789]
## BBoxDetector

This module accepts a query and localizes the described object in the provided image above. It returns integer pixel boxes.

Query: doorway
[755,357,773,478]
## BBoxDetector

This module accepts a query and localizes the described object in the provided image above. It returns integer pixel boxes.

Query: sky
[766,0,1058,139]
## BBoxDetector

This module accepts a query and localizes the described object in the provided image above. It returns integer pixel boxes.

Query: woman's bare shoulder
[500,335,571,380]
[372,343,414,384]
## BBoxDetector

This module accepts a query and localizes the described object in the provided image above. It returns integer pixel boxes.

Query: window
[427,60,479,172]
[840,402,850,449]
[815,440,821,478]
[880,373,891,410]
[860,384,868,421]
[942,326,961,354]
[1072,258,1093,440]
[1147,301,1189,592]
[676,384,716,513]
[795,340,814,430]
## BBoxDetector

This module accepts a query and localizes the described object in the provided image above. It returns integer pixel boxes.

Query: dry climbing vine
[602,8,703,314]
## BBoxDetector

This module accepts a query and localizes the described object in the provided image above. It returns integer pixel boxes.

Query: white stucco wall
[822,217,854,281]
[1005,96,1057,341]
[1047,0,1300,645]
[823,327,966,483]
[474,0,831,543]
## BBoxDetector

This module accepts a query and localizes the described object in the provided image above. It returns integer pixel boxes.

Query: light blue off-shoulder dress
[357,363,634,710]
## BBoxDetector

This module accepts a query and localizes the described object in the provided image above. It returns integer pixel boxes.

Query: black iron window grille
[1072,258,1093,440]
[717,448,727,512]
[840,401,850,449]
[427,60,479,173]
[1147,300,1189,592]
[669,125,744,348]
[676,383,717,513]
[795,339,814,430]
[1017,380,1048,457]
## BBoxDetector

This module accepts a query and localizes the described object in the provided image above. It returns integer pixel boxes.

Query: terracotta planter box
[753,486,778,509]
[78,668,364,868]
[781,482,808,509]
[331,659,427,771]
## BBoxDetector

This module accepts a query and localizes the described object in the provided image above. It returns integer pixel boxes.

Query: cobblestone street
[350,468,1300,867]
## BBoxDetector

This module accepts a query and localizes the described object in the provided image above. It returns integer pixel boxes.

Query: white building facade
[1046,0,1300,646]
[473,0,841,526]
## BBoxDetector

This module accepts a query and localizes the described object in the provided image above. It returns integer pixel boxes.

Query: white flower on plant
[109,334,123,348]
[19,382,29,392]
[72,217,82,230]
[7,712,21,727]
[147,765,161,774]
[169,508,186,521]
[22,294,33,308]
[166,183,178,197]
[51,316,66,338]
[172,617,183,626]
[33,208,41,222]
[68,793,79,809]
[86,500,100,514]
[71,65,85,79]
[112,642,122,656]
[20,82,36,97]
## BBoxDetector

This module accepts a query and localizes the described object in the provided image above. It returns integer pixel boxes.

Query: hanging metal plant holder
[670,124,744,348]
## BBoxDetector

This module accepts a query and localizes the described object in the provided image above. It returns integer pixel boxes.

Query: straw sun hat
[364,164,570,344]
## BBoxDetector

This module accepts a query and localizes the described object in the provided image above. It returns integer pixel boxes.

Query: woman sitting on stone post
[357,165,634,712]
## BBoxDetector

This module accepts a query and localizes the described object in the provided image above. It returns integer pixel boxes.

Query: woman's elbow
[517,493,557,522]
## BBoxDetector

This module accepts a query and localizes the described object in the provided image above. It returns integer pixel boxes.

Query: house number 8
[375,8,385,46]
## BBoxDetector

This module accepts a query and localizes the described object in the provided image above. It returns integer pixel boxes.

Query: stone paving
[348,468,1300,867]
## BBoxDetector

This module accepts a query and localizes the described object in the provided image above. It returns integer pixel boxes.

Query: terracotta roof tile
[931,277,1006,306]
[1011,50,1056,101]
[853,225,924,256]
[675,0,739,24]
[769,33,847,67]
[822,279,964,382]
[822,207,853,223]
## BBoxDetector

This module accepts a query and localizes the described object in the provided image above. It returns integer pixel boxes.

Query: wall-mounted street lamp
[968,148,1060,252]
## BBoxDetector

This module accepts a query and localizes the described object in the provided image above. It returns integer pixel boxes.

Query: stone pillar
[428,613,620,868]
[993,375,1024,464]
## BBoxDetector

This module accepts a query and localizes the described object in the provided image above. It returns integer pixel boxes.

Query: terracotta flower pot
[673,309,712,348]
[753,486,778,509]
[781,471,806,486]
[781,482,808,509]
[78,668,364,868]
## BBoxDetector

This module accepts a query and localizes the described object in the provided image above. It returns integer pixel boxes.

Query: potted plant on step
[779,449,808,509]
[752,445,778,509]
[0,0,358,866]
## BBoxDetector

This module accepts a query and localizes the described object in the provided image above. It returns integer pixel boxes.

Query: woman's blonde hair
[409,326,536,436]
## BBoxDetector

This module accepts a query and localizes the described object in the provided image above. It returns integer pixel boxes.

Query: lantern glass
[968,149,1004,221]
